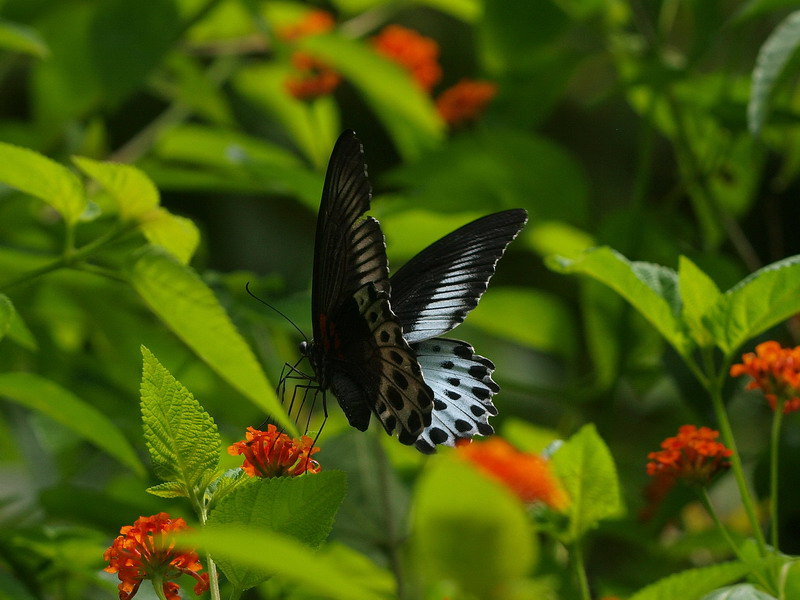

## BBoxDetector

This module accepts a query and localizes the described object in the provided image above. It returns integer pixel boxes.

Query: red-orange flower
[730,341,800,413]
[285,51,341,100]
[104,513,209,600]
[436,79,497,126]
[228,425,321,477]
[646,425,732,485]
[457,437,569,509]
[372,25,442,92]
[278,10,335,41]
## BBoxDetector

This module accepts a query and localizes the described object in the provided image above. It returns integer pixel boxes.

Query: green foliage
[702,585,778,600]
[628,562,750,600]
[207,472,347,590]
[0,295,11,343]
[140,346,221,496]
[552,423,624,542]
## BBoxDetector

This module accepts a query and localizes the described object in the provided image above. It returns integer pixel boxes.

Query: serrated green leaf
[207,469,249,507]
[0,295,11,343]
[139,209,199,264]
[701,584,777,600]
[146,480,188,498]
[748,10,800,135]
[552,423,623,541]
[72,156,160,221]
[628,562,750,600]
[410,456,536,598]
[547,247,693,358]
[679,256,722,348]
[140,346,221,489]
[298,34,444,161]
[129,248,293,432]
[0,142,86,225]
[707,255,800,356]
[0,20,49,57]
[180,525,385,600]
[6,306,37,351]
[0,372,144,475]
[206,472,347,590]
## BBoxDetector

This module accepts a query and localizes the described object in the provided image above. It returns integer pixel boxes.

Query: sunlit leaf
[707,255,800,356]
[139,209,200,264]
[72,156,159,221]
[628,562,750,600]
[410,456,537,598]
[547,247,693,358]
[0,372,144,475]
[701,584,777,600]
[140,346,221,493]
[0,142,86,225]
[748,10,800,135]
[207,472,346,590]
[128,247,294,432]
[180,526,385,600]
[298,34,444,160]
[0,20,49,57]
[679,256,722,348]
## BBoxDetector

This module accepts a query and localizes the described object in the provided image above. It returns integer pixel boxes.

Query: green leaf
[298,34,444,161]
[139,209,200,264]
[72,156,160,221]
[207,472,346,590]
[628,562,750,600]
[679,256,722,348]
[0,372,144,476]
[410,456,537,598]
[466,287,576,359]
[6,306,37,351]
[146,480,187,498]
[140,346,221,492]
[701,585,777,600]
[707,255,800,356]
[547,247,693,358]
[0,142,86,225]
[748,10,800,135]
[128,247,293,432]
[552,423,624,541]
[0,295,12,343]
[180,526,385,600]
[0,20,49,57]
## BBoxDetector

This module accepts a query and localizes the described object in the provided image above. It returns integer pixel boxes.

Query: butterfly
[295,130,527,453]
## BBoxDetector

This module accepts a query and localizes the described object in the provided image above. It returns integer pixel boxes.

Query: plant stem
[707,371,767,555]
[571,540,591,600]
[769,402,784,550]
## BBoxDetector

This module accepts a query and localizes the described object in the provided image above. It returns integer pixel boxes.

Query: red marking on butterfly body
[319,313,343,357]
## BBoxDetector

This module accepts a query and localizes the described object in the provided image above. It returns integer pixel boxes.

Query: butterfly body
[299,130,526,452]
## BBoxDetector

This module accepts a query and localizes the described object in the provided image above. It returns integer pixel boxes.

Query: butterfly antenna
[245,281,308,345]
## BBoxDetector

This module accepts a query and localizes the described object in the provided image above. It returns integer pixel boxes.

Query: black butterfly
[295,130,527,453]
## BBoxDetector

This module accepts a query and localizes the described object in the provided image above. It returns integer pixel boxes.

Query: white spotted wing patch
[410,338,499,454]
[353,285,434,445]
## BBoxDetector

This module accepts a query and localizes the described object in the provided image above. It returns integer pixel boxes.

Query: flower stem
[571,541,591,600]
[769,402,784,550]
[708,371,767,555]
[151,574,169,600]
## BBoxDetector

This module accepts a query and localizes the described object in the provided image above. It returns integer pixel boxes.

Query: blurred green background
[2,0,800,598]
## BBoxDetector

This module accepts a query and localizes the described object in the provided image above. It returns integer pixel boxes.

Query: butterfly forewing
[390,209,528,344]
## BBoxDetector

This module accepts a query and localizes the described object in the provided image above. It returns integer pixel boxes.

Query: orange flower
[285,51,341,100]
[228,425,321,477]
[372,25,442,92]
[278,10,335,41]
[646,425,732,486]
[458,437,569,509]
[730,341,800,413]
[104,513,209,600]
[436,79,497,126]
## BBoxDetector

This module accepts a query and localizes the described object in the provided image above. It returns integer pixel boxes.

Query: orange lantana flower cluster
[278,10,335,41]
[104,513,209,600]
[228,425,321,478]
[730,341,800,414]
[280,10,340,100]
[436,79,498,127]
[372,24,442,92]
[458,437,569,509]
[646,425,732,486]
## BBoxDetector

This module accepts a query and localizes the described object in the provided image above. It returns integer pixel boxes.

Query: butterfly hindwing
[410,338,499,454]
[390,209,528,344]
